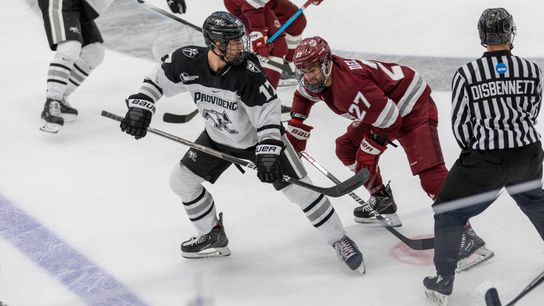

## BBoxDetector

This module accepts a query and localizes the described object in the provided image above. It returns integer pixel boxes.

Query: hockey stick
[300,151,435,250]
[267,0,313,44]
[102,110,368,197]
[485,271,544,306]
[137,0,202,32]
[136,0,203,124]
[162,0,311,124]
[163,109,199,123]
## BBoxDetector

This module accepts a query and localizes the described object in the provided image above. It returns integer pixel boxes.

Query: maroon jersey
[291,55,432,141]
[224,0,280,34]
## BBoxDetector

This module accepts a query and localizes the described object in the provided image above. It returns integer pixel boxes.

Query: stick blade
[163,110,199,123]
[286,168,369,197]
[485,288,502,306]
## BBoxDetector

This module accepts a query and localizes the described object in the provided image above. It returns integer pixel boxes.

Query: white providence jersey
[138,46,282,149]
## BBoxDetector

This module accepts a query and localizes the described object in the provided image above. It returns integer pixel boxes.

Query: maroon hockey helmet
[293,36,332,93]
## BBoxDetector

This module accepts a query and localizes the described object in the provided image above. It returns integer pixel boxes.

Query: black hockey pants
[432,141,544,276]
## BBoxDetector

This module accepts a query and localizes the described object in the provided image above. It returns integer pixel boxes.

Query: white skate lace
[186,235,208,246]
[49,100,62,116]
[460,233,467,250]
[335,237,357,260]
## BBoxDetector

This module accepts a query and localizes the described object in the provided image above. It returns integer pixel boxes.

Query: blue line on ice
[0,195,149,306]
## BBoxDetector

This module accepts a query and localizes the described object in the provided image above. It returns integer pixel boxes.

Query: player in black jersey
[38,0,112,133]
[424,8,544,305]
[119,11,365,273]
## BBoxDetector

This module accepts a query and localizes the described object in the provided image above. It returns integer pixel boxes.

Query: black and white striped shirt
[451,50,543,150]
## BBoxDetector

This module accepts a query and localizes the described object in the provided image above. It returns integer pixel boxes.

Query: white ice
[1,0,543,305]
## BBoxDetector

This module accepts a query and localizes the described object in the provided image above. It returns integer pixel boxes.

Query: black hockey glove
[120,94,155,139]
[167,0,186,14]
[255,139,284,183]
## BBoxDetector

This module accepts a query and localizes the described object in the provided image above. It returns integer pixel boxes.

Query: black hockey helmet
[203,11,249,65]
[478,8,516,46]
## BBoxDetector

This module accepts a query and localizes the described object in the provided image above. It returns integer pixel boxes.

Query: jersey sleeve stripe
[397,74,427,117]
[373,98,399,129]
[246,0,268,9]
[257,124,282,133]
[140,79,163,102]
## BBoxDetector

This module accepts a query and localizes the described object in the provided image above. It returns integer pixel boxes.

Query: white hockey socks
[282,179,345,245]
[169,164,218,235]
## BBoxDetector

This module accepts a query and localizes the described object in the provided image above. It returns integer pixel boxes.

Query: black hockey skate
[181,212,231,259]
[353,183,402,227]
[424,274,454,306]
[332,235,365,273]
[40,98,64,133]
[456,226,494,272]
[59,98,78,122]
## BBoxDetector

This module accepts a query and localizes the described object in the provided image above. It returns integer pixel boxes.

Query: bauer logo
[496,62,508,74]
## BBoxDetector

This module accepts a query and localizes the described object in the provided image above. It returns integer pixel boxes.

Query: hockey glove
[167,0,186,14]
[255,139,284,183]
[249,30,269,58]
[355,136,387,174]
[312,0,324,5]
[286,118,313,153]
[120,94,156,139]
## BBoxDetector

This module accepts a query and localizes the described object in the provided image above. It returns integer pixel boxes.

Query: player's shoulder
[233,53,268,82]
[167,45,207,63]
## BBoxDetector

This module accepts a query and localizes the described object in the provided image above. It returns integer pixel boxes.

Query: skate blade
[40,121,62,133]
[354,213,402,227]
[456,246,494,273]
[61,113,78,122]
[425,289,448,306]
[355,262,366,274]
[182,247,231,259]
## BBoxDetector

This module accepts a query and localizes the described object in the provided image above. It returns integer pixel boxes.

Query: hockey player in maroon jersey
[223,0,323,88]
[285,36,494,272]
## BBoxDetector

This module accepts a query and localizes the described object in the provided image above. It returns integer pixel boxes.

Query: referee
[424,8,544,305]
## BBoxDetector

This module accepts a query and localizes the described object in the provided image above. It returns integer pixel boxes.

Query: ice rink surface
[1,0,544,305]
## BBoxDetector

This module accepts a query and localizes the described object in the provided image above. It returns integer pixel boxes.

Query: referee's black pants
[433,141,544,276]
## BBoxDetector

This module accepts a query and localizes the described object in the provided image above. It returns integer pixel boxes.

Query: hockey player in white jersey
[38,0,113,133]
[119,11,365,273]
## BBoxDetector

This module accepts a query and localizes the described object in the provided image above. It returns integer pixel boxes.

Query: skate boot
[423,274,454,306]
[40,98,64,133]
[456,226,494,272]
[181,212,231,259]
[353,182,402,227]
[332,235,365,273]
[59,98,78,122]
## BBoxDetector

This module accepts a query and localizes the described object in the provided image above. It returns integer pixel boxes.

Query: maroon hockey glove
[312,0,324,5]
[249,29,269,58]
[355,137,387,173]
[255,139,284,183]
[286,118,313,153]
[120,94,155,139]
